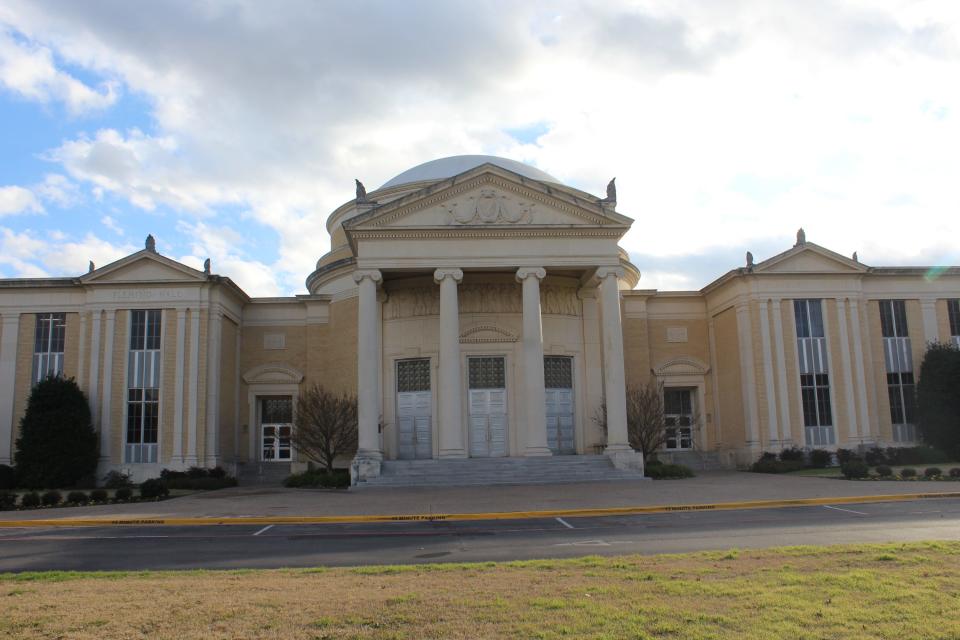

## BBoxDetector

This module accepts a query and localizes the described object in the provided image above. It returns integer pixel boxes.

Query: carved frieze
[383,284,579,319]
[442,188,537,225]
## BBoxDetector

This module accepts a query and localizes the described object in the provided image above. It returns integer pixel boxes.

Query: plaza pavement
[2,471,959,523]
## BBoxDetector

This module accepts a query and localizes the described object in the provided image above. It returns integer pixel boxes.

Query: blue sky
[1,1,958,295]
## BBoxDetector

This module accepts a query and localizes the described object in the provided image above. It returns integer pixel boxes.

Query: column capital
[596,266,624,280]
[516,267,546,283]
[352,269,382,285]
[433,268,463,284]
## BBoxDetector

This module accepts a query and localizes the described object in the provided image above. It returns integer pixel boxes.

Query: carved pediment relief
[459,324,518,344]
[242,363,304,385]
[442,188,538,225]
[653,357,710,377]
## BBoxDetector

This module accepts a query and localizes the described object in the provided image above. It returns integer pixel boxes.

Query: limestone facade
[0,156,958,481]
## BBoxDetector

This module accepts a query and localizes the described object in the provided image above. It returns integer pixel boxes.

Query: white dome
[380,155,559,189]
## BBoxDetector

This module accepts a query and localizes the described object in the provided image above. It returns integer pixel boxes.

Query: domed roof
[380,155,560,189]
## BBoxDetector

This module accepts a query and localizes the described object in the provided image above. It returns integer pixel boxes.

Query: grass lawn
[788,462,960,480]
[3,541,960,639]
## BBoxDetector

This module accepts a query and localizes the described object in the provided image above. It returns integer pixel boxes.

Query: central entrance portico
[332,158,645,483]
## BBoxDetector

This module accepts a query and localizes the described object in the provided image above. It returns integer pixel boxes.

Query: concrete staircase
[237,461,292,486]
[356,455,647,488]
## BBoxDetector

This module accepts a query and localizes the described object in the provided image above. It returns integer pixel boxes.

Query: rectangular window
[794,300,835,446]
[879,300,917,442]
[949,299,960,348]
[663,388,693,450]
[126,309,162,463]
[32,312,66,383]
[261,396,293,461]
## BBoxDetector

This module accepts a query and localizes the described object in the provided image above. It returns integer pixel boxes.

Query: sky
[0,0,958,296]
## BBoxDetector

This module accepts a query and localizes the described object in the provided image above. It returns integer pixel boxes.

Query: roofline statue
[145,234,157,253]
[355,179,368,204]
[602,177,616,203]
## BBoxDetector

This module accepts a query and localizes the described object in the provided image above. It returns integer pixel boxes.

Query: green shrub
[779,446,805,462]
[645,463,695,479]
[750,458,804,474]
[208,466,227,479]
[90,488,108,502]
[916,342,960,454]
[114,487,133,501]
[924,467,943,478]
[875,465,893,477]
[0,464,15,490]
[20,491,40,508]
[66,490,89,504]
[41,490,62,506]
[186,466,208,479]
[0,490,16,510]
[841,459,869,479]
[102,470,133,489]
[950,468,960,478]
[14,377,98,489]
[900,467,917,478]
[885,446,949,466]
[139,478,169,499]
[283,469,351,488]
[836,448,858,464]
[645,457,664,467]
[808,449,832,468]
[164,476,238,491]
[758,452,778,462]
[865,447,888,466]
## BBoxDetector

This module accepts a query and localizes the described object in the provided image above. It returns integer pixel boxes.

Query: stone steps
[357,455,647,488]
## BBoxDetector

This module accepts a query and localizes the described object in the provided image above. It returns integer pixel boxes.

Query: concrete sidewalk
[2,471,960,522]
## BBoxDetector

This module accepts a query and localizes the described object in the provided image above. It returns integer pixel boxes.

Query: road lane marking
[823,505,868,515]
[253,525,274,536]
[556,517,574,529]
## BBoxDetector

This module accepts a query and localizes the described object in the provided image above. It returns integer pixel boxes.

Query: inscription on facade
[384,284,578,319]
[111,289,185,301]
[666,326,688,343]
[263,333,286,350]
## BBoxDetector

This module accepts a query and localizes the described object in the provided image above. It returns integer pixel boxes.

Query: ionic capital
[596,266,624,281]
[352,269,383,285]
[515,267,546,283]
[433,268,463,284]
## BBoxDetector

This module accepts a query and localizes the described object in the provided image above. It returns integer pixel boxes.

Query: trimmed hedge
[750,459,805,474]
[924,467,942,478]
[114,487,133,501]
[875,465,893,478]
[0,490,16,510]
[139,479,170,499]
[900,468,917,478]
[20,492,40,507]
[90,488,108,502]
[159,467,237,490]
[0,464,15,490]
[808,449,832,468]
[283,469,351,488]
[841,460,869,479]
[645,463,695,479]
[66,490,89,504]
[41,490,62,506]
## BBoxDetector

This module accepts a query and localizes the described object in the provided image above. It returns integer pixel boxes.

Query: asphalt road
[2,497,959,572]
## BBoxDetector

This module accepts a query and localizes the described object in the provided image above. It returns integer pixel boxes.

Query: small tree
[292,384,358,472]
[917,342,960,457]
[15,377,98,489]
[626,379,667,460]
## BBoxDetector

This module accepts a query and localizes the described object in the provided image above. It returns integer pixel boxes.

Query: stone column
[597,267,642,470]
[770,300,793,445]
[836,298,859,444]
[172,309,187,465]
[205,309,223,467]
[517,267,551,457]
[735,302,761,451]
[758,300,779,447]
[186,309,201,465]
[434,268,467,458]
[848,299,872,443]
[920,298,939,346]
[578,288,603,453]
[100,310,116,465]
[88,310,102,431]
[0,314,20,465]
[352,270,384,482]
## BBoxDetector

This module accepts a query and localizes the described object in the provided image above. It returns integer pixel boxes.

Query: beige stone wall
[866,301,892,442]
[621,313,650,388]
[63,312,80,381]
[196,313,208,461]
[823,299,852,443]
[311,296,359,393]
[780,300,803,445]
[713,307,745,448]
[219,317,238,462]
[12,313,35,441]
[936,299,952,342]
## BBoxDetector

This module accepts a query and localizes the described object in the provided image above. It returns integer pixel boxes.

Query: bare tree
[626,379,667,461]
[292,384,358,472]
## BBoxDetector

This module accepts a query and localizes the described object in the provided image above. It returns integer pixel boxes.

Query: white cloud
[0,185,42,215]
[100,214,123,235]
[175,220,283,297]
[0,28,116,114]
[0,226,136,277]
[0,0,957,292]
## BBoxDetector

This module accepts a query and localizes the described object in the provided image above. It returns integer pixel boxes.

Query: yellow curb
[1,491,959,528]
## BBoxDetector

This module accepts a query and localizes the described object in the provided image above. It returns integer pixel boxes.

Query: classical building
[1,156,958,483]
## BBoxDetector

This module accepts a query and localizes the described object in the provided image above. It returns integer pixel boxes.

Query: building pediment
[80,250,208,285]
[755,243,867,275]
[343,166,632,251]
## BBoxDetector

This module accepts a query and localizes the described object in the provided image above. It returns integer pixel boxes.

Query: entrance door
[396,359,432,459]
[468,357,508,457]
[544,356,575,454]
[260,396,293,461]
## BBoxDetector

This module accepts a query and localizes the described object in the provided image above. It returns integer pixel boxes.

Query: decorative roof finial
[746,251,754,269]
[852,251,858,262]
[88,260,95,273]
[203,258,211,275]
[145,234,157,253]
[355,179,368,204]
[795,227,806,246]
[603,177,617,203]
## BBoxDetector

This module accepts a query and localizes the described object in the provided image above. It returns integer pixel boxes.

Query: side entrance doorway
[396,358,432,459]
[260,396,293,461]
[544,355,575,454]
[468,356,508,457]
